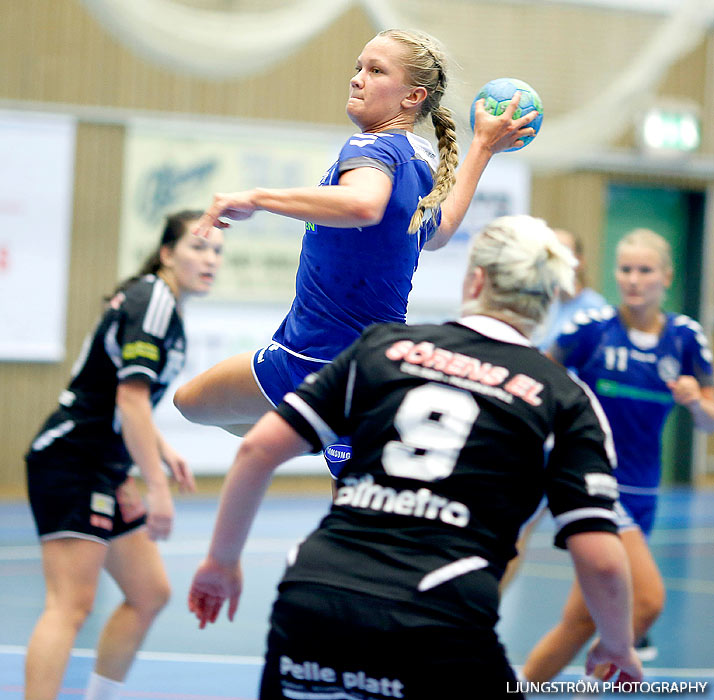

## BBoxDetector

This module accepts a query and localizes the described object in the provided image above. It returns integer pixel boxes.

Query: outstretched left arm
[188,411,310,628]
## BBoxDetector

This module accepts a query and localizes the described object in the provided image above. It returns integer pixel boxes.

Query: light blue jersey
[553,306,713,493]
[272,130,440,361]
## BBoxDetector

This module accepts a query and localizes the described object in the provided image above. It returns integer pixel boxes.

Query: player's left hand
[188,558,243,629]
[471,92,538,154]
[667,375,702,407]
[160,442,196,493]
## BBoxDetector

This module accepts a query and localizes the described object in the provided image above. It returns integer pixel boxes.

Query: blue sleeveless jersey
[272,130,440,361]
[553,306,713,493]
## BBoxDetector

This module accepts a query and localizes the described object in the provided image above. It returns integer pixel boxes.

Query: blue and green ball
[470,78,543,152]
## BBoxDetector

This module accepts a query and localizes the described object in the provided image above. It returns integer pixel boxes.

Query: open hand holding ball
[471,78,543,152]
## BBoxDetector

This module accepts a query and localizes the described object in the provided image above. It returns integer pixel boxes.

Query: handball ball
[470,78,543,152]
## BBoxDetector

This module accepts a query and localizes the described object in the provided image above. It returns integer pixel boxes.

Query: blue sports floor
[1,484,713,699]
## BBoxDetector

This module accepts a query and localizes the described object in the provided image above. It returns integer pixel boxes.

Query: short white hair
[462,215,577,331]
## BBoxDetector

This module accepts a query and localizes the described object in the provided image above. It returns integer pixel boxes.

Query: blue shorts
[616,490,658,537]
[252,343,327,407]
[252,343,352,478]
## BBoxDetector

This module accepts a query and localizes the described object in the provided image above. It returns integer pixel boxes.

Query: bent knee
[172,384,192,416]
[144,580,171,617]
[172,384,205,424]
[46,596,94,630]
[128,586,170,624]
[152,580,172,614]
[562,604,597,636]
[634,586,665,630]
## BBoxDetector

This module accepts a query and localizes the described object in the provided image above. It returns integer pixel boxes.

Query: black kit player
[25,211,223,700]
[189,216,642,699]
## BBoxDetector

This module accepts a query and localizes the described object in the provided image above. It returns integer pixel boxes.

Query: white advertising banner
[408,154,531,323]
[119,118,350,302]
[121,118,530,473]
[0,112,76,362]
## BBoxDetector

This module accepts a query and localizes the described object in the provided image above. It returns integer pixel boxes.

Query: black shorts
[259,582,523,700]
[26,447,146,544]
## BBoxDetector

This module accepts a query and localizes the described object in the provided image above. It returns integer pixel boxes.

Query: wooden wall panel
[1,0,374,125]
[704,36,714,153]
[531,172,608,280]
[3,1,705,127]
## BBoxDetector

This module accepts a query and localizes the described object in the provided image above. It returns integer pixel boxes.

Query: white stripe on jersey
[104,320,122,369]
[568,371,618,468]
[283,392,338,448]
[554,507,618,532]
[349,133,379,147]
[405,131,438,172]
[417,555,489,592]
[561,304,615,336]
[31,419,75,452]
[142,279,175,339]
[673,314,703,331]
[70,324,97,378]
[617,483,659,496]
[673,314,714,363]
[58,390,75,407]
[344,360,356,418]
[117,365,157,381]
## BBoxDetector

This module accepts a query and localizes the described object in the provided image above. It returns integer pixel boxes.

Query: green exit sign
[640,107,701,152]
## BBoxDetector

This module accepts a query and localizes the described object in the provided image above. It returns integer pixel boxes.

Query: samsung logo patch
[325,444,352,463]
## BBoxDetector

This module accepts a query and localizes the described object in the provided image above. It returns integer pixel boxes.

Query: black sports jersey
[275,315,618,625]
[28,275,186,467]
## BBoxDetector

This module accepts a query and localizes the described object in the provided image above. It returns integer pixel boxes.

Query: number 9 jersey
[274,316,619,626]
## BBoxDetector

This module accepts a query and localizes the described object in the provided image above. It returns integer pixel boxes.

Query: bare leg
[92,529,170,681]
[522,578,596,682]
[25,538,107,700]
[173,351,273,433]
[620,527,665,639]
[500,509,545,593]
[523,526,665,682]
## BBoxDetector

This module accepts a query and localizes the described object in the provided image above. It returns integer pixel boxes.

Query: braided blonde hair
[377,29,459,234]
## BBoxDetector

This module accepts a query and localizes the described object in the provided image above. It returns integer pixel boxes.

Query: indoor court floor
[1,482,712,699]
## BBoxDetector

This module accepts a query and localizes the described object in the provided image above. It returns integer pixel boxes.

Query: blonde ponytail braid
[407,105,459,234]
[376,29,458,236]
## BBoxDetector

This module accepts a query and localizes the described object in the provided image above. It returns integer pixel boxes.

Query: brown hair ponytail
[108,209,202,298]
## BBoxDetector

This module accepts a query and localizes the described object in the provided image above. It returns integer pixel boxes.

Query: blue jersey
[532,287,606,351]
[553,306,713,492]
[272,130,440,361]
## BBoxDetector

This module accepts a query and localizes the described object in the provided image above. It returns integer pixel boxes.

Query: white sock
[84,671,124,700]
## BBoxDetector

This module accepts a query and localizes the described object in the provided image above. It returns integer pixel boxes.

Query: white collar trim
[457,315,532,347]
